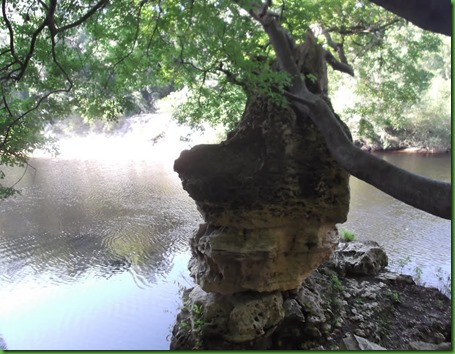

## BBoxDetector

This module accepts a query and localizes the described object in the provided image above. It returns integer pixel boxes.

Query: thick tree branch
[324,50,354,76]
[306,25,355,76]
[284,91,451,220]
[320,26,347,62]
[250,6,305,94]
[369,0,451,36]
[55,0,110,33]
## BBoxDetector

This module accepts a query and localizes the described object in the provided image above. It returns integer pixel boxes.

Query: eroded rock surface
[188,223,339,293]
[170,241,452,350]
[174,96,350,293]
[332,240,388,276]
[174,96,350,229]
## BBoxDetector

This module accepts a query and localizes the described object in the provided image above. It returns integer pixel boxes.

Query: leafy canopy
[0,0,448,197]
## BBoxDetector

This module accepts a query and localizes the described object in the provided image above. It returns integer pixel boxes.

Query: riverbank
[387,148,451,154]
[355,140,451,154]
[170,240,451,350]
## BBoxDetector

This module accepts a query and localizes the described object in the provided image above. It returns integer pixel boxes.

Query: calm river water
[0,147,451,350]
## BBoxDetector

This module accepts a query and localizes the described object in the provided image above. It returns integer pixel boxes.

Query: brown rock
[175,96,350,293]
[190,223,339,293]
[186,286,284,344]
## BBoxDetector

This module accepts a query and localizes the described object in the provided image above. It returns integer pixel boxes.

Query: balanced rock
[174,96,350,293]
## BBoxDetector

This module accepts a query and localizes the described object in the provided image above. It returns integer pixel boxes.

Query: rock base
[170,241,451,350]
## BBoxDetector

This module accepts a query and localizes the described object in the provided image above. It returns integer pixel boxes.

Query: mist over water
[0,105,451,349]
[35,101,224,163]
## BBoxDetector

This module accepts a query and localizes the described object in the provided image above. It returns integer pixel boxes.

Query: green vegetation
[435,267,451,297]
[331,33,450,150]
[329,272,343,291]
[377,309,392,336]
[387,289,401,304]
[0,0,450,206]
[327,273,344,313]
[393,259,451,297]
[175,289,205,349]
[353,297,364,306]
[341,229,356,242]
[190,303,204,349]
[396,256,412,274]
[413,266,423,285]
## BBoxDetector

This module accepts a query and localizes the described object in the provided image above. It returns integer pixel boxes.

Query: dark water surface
[0,152,451,349]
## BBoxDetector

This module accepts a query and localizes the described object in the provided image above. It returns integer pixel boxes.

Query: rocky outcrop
[171,94,451,350]
[188,223,340,293]
[174,96,350,293]
[172,286,285,349]
[341,335,387,350]
[170,241,452,350]
[332,240,388,276]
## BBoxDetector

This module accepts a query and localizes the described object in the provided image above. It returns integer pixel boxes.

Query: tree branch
[55,0,109,33]
[249,3,451,219]
[104,1,144,91]
[1,0,21,66]
[369,0,451,36]
[328,18,402,36]
[284,91,451,220]
[317,25,355,77]
[324,49,354,76]
[0,83,72,152]
[250,5,305,95]
[146,0,163,54]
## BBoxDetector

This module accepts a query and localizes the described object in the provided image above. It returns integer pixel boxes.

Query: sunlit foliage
[0,0,450,197]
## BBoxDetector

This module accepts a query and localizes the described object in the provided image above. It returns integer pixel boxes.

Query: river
[0,119,451,349]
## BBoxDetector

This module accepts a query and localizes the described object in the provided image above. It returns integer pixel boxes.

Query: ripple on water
[0,153,448,349]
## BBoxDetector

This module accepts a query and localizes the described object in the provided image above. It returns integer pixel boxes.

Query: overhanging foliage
[0,0,451,219]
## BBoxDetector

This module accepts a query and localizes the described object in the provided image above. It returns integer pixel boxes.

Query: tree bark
[253,9,451,220]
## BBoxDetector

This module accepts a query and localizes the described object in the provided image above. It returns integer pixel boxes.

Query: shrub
[341,229,356,242]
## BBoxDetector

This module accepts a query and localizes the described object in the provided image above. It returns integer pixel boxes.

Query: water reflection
[0,158,200,288]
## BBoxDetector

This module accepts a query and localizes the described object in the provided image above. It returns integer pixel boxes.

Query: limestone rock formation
[174,96,350,293]
[331,240,388,276]
[188,223,340,293]
[341,335,387,350]
[186,286,284,344]
[170,241,452,350]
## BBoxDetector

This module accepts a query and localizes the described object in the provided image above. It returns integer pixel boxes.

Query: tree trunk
[252,10,451,220]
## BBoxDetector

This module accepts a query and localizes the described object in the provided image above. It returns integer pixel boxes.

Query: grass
[341,229,356,242]
[435,267,451,297]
